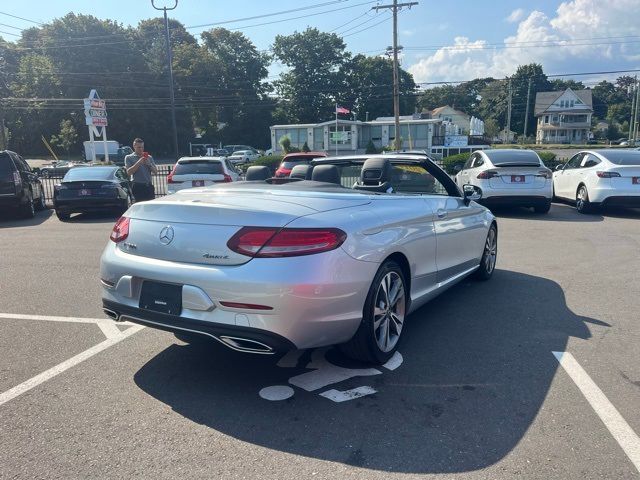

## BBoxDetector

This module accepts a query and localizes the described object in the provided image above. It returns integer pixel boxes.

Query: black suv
[0,150,47,218]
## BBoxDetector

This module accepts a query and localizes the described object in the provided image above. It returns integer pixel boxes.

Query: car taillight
[167,167,178,184]
[223,173,232,182]
[110,216,130,243]
[477,170,498,179]
[537,169,552,179]
[227,227,347,258]
[596,171,621,178]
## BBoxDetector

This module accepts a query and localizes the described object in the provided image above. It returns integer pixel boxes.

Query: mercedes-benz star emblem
[159,226,175,245]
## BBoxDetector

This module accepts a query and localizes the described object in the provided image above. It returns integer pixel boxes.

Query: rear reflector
[110,217,130,243]
[227,227,347,258]
[596,171,621,178]
[219,301,273,311]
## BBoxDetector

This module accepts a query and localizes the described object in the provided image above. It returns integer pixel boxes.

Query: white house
[535,88,593,144]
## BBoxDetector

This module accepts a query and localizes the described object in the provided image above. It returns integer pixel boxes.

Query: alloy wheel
[373,271,406,353]
[484,227,497,274]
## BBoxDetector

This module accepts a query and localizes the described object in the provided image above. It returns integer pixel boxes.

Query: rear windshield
[599,151,640,165]
[281,159,312,169]
[63,167,116,181]
[174,161,223,175]
[0,153,15,176]
[486,150,541,166]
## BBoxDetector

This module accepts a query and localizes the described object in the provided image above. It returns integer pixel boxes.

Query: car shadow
[489,203,605,222]
[61,211,123,223]
[0,208,53,227]
[133,270,603,474]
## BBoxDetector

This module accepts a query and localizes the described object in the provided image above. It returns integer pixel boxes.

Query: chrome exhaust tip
[103,308,121,322]
[218,336,275,354]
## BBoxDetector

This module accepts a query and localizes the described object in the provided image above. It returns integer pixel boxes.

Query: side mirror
[454,164,462,172]
[463,184,482,204]
[555,164,564,171]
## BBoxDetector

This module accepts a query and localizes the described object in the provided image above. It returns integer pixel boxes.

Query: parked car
[39,161,82,178]
[53,166,132,221]
[227,149,260,165]
[552,149,640,213]
[0,150,46,218]
[100,154,496,364]
[224,145,259,155]
[274,152,328,177]
[167,157,241,194]
[454,149,553,213]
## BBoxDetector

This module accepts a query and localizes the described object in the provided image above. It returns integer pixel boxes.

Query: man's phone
[142,151,149,159]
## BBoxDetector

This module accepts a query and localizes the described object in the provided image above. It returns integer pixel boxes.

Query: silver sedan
[100,155,497,364]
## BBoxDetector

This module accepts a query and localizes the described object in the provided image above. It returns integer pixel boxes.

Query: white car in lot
[455,149,553,213]
[552,149,640,213]
[167,157,241,194]
[227,150,260,165]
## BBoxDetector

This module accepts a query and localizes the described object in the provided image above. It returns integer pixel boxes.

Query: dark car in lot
[39,161,83,178]
[53,166,132,221]
[0,150,47,218]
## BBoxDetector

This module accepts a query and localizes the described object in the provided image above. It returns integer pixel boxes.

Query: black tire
[575,185,592,214]
[36,189,47,211]
[533,201,551,214]
[474,224,498,281]
[340,260,407,364]
[55,210,70,221]
[20,192,35,219]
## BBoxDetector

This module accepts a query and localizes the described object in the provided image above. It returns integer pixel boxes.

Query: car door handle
[437,209,448,219]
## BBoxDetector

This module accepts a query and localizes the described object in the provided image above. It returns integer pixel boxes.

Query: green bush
[442,152,471,174]
[365,140,378,154]
[537,151,563,169]
[251,155,284,175]
[302,141,310,153]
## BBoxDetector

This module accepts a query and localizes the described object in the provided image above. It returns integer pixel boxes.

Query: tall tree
[272,28,349,123]
[507,64,550,136]
[341,54,416,121]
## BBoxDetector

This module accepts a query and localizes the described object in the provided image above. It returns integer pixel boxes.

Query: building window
[370,125,382,141]
[329,125,352,146]
[570,100,574,107]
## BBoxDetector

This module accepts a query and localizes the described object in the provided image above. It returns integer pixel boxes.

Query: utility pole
[628,76,636,142]
[152,0,179,160]
[523,77,532,142]
[505,79,512,144]
[374,0,418,150]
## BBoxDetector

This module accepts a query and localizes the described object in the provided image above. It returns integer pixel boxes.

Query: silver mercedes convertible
[100,154,497,364]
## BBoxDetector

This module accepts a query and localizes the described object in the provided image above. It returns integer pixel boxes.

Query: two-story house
[535,88,593,144]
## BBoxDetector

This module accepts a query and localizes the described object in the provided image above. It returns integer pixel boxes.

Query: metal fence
[38,165,172,205]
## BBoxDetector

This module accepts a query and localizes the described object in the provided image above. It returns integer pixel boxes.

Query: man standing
[125,138,157,202]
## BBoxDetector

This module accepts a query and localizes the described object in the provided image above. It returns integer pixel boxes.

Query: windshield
[486,150,541,166]
[174,161,223,175]
[599,150,640,165]
[0,154,14,176]
[281,159,311,169]
[63,167,116,181]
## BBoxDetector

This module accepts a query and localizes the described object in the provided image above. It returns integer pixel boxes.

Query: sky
[1,0,639,88]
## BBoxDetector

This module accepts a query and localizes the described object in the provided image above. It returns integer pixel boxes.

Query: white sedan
[167,157,241,194]
[455,149,553,213]
[227,150,260,165]
[553,149,640,213]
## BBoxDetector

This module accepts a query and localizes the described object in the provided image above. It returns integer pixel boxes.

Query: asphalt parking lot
[1,204,639,479]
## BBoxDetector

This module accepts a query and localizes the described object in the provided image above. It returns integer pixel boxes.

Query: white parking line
[0,312,136,327]
[0,325,144,407]
[553,351,640,473]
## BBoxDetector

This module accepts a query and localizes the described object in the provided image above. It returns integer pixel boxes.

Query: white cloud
[506,8,525,23]
[408,0,640,85]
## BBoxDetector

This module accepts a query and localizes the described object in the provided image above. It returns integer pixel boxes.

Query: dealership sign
[84,89,108,127]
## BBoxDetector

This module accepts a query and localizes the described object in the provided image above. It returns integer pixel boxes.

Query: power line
[0,10,44,25]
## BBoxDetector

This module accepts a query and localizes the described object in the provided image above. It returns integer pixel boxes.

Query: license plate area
[139,281,182,315]
[633,177,640,185]
[510,175,526,183]
[192,180,205,187]
[79,189,92,196]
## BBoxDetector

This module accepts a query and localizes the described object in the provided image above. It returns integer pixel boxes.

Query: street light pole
[151,0,179,160]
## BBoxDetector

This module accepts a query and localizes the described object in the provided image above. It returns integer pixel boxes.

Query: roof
[534,88,593,116]
[430,106,470,117]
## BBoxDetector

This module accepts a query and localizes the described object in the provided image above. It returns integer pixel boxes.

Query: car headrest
[290,164,312,180]
[311,164,340,184]
[245,165,271,181]
[354,158,393,193]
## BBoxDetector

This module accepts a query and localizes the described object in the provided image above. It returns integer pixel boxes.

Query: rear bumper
[600,196,640,208]
[54,197,124,212]
[479,195,550,208]
[103,299,296,353]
